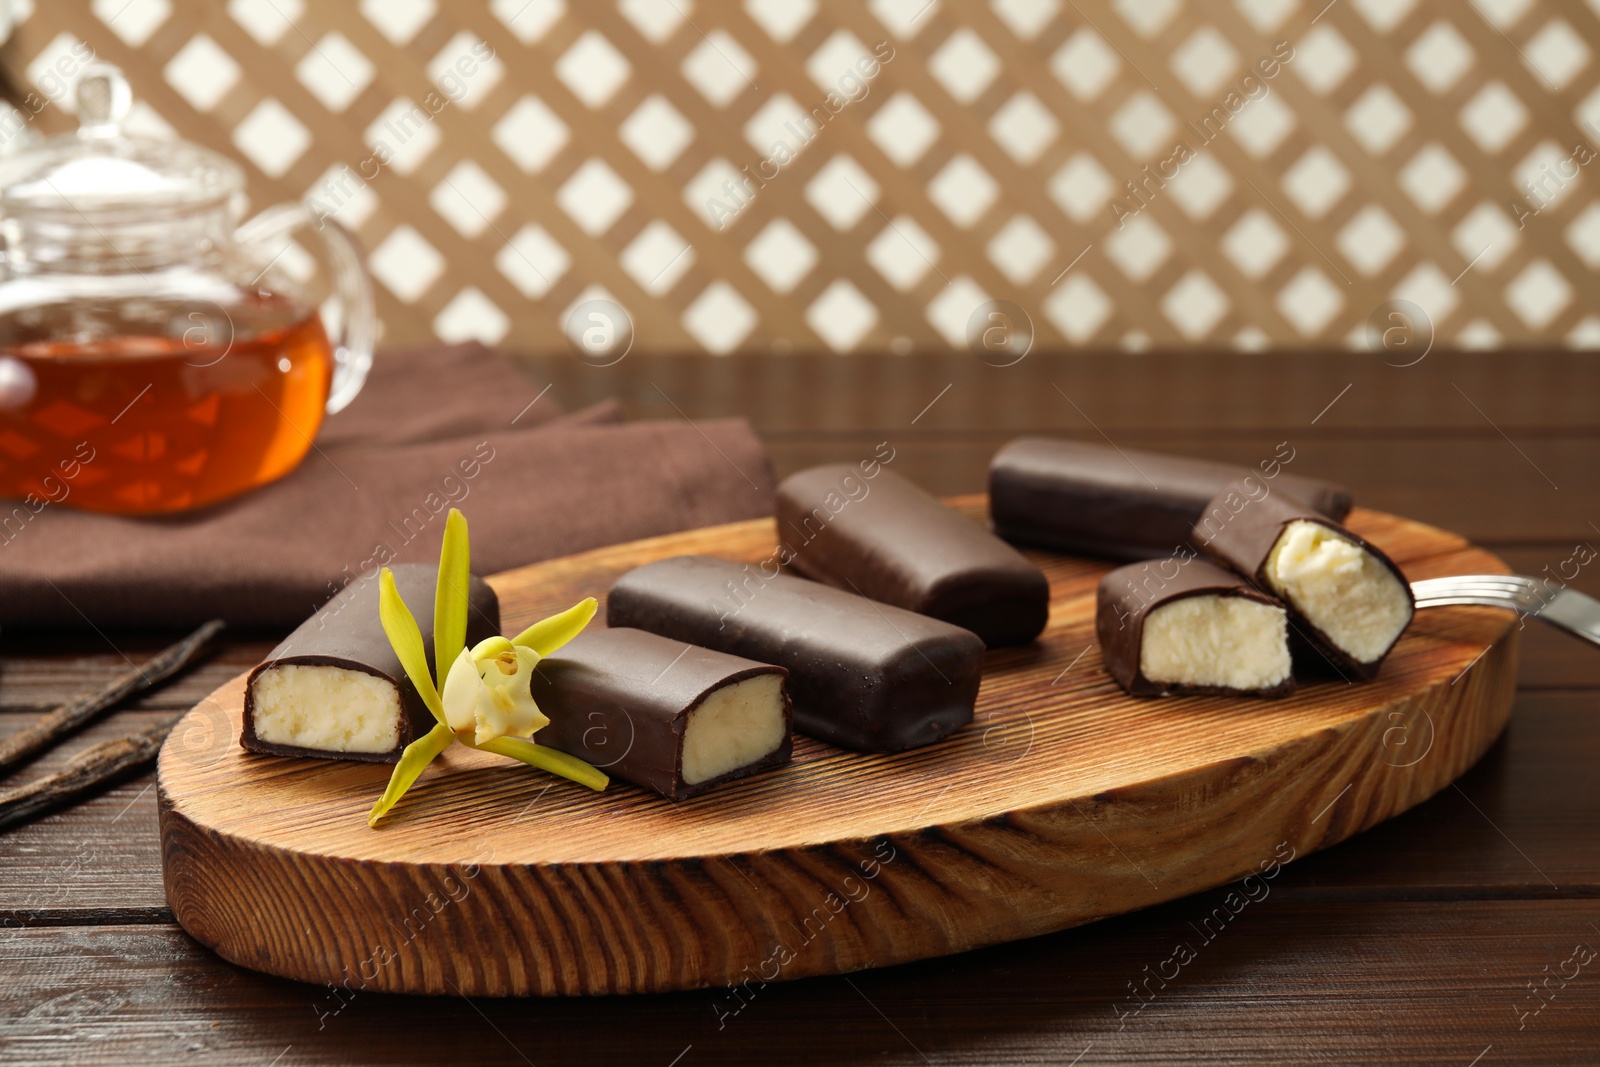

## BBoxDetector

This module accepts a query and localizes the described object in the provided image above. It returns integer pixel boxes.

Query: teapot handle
[234,203,375,414]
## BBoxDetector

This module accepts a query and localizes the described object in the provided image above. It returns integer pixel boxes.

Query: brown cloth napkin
[0,344,775,629]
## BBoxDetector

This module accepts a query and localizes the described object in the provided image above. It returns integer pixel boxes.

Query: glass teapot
[0,65,373,515]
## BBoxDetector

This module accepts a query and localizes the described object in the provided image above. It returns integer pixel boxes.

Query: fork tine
[1413,591,1528,604]
[1411,574,1537,589]
[1424,575,1534,584]
[1411,573,1547,614]
[1411,577,1541,596]
[1416,584,1538,598]
[1415,579,1600,652]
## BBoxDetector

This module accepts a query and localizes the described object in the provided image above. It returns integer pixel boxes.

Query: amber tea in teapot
[0,65,373,516]
[0,291,334,513]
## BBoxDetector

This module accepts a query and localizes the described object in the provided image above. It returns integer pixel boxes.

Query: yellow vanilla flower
[442,640,549,745]
[367,508,606,827]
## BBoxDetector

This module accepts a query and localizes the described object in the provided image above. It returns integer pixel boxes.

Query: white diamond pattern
[36,0,1595,350]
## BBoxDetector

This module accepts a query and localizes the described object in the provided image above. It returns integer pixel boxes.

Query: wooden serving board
[158,499,1519,996]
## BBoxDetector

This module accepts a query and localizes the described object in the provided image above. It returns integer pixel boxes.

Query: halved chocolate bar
[531,627,792,800]
[988,437,1352,561]
[242,564,500,762]
[1193,477,1414,679]
[776,464,1049,647]
[606,555,984,752]
[1097,558,1294,697]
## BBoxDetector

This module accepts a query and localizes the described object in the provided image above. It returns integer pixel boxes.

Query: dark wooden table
[4,351,1597,1065]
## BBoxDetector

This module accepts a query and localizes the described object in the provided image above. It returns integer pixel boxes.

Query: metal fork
[1412,574,1600,650]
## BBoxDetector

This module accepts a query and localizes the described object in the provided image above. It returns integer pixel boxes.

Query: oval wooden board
[159,499,1519,996]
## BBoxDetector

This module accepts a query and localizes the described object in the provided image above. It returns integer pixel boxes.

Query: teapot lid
[0,64,243,221]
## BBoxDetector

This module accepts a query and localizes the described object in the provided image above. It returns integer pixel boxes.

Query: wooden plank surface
[3,900,1596,1066]
[529,351,1600,543]
[1,352,1596,1060]
[528,351,1600,435]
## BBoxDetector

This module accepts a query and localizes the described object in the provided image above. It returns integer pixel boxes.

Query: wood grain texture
[0,639,276,715]
[157,500,1519,995]
[519,351,1600,545]
[0,621,221,776]
[5,900,1599,1067]
[0,716,176,832]
[520,351,1600,436]
[14,689,1597,928]
[0,711,179,923]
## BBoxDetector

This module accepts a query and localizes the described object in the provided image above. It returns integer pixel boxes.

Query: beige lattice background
[3,0,1598,354]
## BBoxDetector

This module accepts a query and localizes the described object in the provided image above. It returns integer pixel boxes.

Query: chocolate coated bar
[606,555,984,752]
[776,464,1049,647]
[532,627,792,800]
[1097,557,1294,697]
[1193,477,1413,679]
[242,564,500,762]
[988,437,1352,561]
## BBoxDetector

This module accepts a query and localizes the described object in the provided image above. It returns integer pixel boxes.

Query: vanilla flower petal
[367,722,455,827]
[441,647,480,735]
[471,646,548,745]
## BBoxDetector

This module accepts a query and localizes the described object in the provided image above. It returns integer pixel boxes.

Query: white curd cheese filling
[251,665,402,754]
[682,673,786,785]
[1140,594,1292,691]
[1264,520,1412,664]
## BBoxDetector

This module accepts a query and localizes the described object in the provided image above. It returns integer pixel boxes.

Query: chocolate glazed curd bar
[776,464,1049,647]
[988,437,1353,561]
[242,564,500,762]
[1097,558,1295,698]
[532,627,793,800]
[1194,477,1414,680]
[606,556,984,753]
